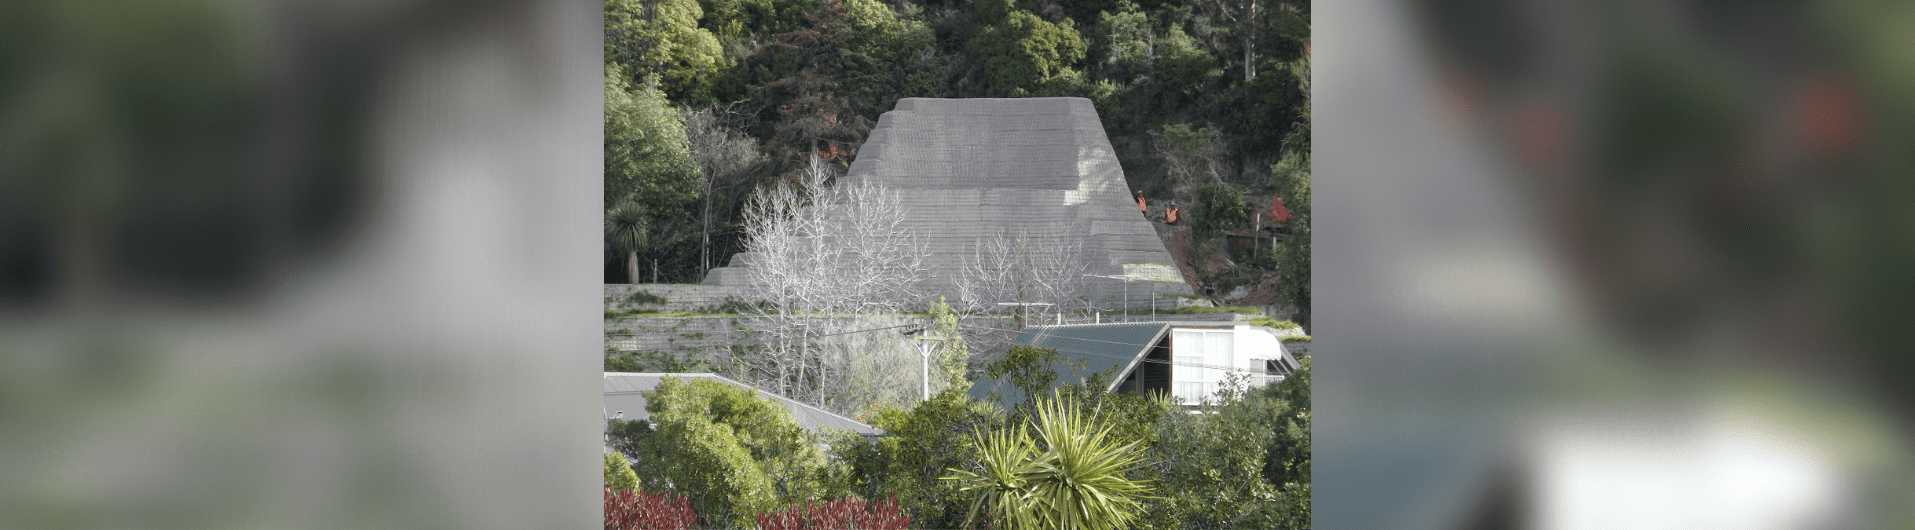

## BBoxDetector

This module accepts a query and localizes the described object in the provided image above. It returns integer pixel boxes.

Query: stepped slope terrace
[702,97,1191,308]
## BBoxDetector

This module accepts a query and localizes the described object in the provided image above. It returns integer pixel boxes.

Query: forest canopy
[603,0,1310,302]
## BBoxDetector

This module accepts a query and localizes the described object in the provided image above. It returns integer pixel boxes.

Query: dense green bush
[968,0,1087,97]
[605,418,655,461]
[1246,317,1303,331]
[1270,150,1312,311]
[604,349,710,373]
[605,452,640,493]
[629,377,835,527]
[1136,366,1309,530]
[624,290,669,305]
[1191,180,1249,237]
[829,389,1006,529]
[1259,357,1311,521]
[824,343,1310,530]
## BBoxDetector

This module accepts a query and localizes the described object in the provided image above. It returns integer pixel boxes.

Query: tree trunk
[702,175,713,278]
[798,319,808,403]
[1244,0,1257,79]
[627,250,640,284]
[1244,38,1255,79]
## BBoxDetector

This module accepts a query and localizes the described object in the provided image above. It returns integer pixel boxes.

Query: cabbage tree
[945,393,1153,530]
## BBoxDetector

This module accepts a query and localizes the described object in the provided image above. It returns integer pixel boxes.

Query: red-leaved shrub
[755,494,910,530]
[604,483,696,530]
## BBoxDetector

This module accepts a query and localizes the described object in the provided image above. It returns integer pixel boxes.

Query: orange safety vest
[1165,207,1181,224]
[1136,195,1147,212]
[1273,195,1291,224]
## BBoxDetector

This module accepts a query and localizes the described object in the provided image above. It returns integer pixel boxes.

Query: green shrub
[606,308,662,319]
[605,350,709,373]
[1246,317,1302,331]
[1138,371,1308,529]
[625,290,670,305]
[1269,151,1311,309]
[1191,181,1249,236]
[630,377,832,526]
[606,418,655,461]
[642,414,776,525]
[1158,305,1262,315]
[830,390,1006,529]
[605,452,640,493]
[706,296,770,314]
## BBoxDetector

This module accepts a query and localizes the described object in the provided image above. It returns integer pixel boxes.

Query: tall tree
[683,105,763,276]
[1093,3,1155,83]
[1268,150,1309,310]
[751,0,880,172]
[606,201,649,284]
[967,0,1088,96]
[606,0,728,102]
[737,156,929,402]
[1151,123,1229,186]
[604,65,701,212]
[604,65,702,282]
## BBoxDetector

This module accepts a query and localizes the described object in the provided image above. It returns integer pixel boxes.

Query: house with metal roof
[603,373,882,442]
[967,322,1300,408]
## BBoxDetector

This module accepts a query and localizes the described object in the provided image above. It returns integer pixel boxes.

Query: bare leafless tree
[1151,124,1229,188]
[735,155,931,405]
[684,104,764,276]
[953,229,1091,346]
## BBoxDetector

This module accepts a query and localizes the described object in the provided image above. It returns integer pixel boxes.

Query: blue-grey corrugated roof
[603,373,880,437]
[966,323,1172,409]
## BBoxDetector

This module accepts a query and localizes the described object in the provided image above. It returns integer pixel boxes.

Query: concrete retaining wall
[605,284,751,313]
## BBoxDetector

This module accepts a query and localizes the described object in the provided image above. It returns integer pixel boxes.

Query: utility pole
[913,337,933,401]
[902,327,939,402]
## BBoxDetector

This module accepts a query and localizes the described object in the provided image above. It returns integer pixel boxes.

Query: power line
[953,321,1284,375]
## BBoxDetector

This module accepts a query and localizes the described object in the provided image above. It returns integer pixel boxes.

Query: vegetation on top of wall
[624,290,670,305]
[1247,317,1302,331]
[605,349,713,373]
[1157,305,1263,315]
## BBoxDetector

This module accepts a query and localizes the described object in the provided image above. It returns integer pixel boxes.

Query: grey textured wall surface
[604,310,1269,359]
[703,97,1192,307]
[604,283,750,313]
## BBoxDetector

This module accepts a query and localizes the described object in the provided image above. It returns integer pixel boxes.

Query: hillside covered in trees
[605,0,1311,313]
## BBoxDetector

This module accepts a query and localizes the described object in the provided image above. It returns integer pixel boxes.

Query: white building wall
[1170,326,1290,404]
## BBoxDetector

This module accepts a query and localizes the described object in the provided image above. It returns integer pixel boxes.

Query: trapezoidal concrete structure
[703,97,1192,309]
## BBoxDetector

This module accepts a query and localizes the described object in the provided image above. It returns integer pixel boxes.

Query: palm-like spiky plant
[606,201,647,284]
[948,427,1041,530]
[944,393,1154,530]
[1025,397,1152,529]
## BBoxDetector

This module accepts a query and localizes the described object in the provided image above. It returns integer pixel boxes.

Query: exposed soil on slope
[1144,204,1290,309]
